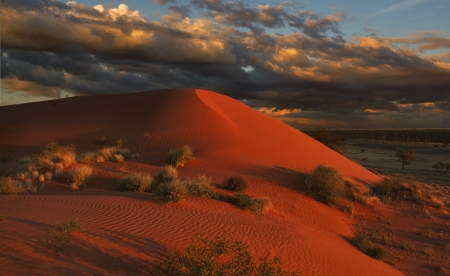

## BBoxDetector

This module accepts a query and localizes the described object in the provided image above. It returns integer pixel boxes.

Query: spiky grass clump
[185,175,216,198]
[166,146,193,168]
[77,151,97,164]
[304,165,345,206]
[117,173,153,192]
[345,181,380,205]
[0,176,26,194]
[68,166,93,190]
[372,177,402,197]
[157,165,178,183]
[351,232,387,260]
[56,218,82,232]
[38,142,76,170]
[158,179,187,203]
[97,136,107,144]
[231,192,254,210]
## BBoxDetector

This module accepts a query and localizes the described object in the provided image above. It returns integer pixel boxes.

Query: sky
[1,0,450,129]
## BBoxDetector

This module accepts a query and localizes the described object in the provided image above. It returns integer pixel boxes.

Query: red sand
[0,89,403,275]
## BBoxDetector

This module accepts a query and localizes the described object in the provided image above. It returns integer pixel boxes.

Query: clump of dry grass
[250,197,274,215]
[158,179,187,203]
[68,166,93,190]
[117,173,153,192]
[166,146,193,168]
[0,176,26,194]
[185,175,216,198]
[345,181,380,205]
[156,165,178,183]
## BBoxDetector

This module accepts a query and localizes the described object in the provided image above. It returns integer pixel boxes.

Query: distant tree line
[303,129,450,145]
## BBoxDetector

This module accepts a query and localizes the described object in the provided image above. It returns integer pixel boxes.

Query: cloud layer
[1,0,449,128]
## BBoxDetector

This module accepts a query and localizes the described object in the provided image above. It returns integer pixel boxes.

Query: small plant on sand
[114,139,125,148]
[44,219,81,252]
[351,232,387,260]
[1,155,13,163]
[166,146,193,168]
[156,165,178,183]
[185,175,216,198]
[97,136,107,144]
[67,166,93,190]
[231,192,254,210]
[224,176,248,192]
[117,173,153,192]
[0,176,26,194]
[156,234,300,276]
[158,179,187,203]
[250,197,274,215]
[303,165,345,206]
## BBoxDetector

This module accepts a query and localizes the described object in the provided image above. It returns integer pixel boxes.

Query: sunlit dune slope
[0,88,380,185]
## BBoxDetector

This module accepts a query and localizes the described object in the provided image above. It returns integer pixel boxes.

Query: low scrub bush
[0,176,26,194]
[304,165,345,206]
[157,165,178,183]
[250,197,274,215]
[77,151,97,164]
[224,176,248,191]
[345,181,380,205]
[118,173,153,192]
[372,177,402,196]
[351,232,387,260]
[68,166,93,189]
[166,146,193,168]
[97,136,107,144]
[1,155,13,163]
[231,192,254,210]
[56,218,82,233]
[185,175,216,198]
[158,179,187,203]
[38,142,76,170]
[115,139,125,148]
[44,219,82,252]
[156,234,300,276]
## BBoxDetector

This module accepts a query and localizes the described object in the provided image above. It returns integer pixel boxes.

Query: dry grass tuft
[185,175,216,198]
[0,176,26,194]
[166,146,193,168]
[157,165,178,183]
[117,173,153,192]
[68,166,93,189]
[250,197,274,215]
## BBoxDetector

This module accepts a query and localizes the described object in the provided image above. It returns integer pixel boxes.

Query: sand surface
[0,89,404,275]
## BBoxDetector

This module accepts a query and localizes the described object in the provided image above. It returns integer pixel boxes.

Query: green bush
[224,176,248,191]
[304,165,345,206]
[157,165,178,183]
[117,173,153,192]
[158,179,187,203]
[68,166,93,189]
[185,175,216,198]
[166,146,193,168]
[0,176,25,194]
[156,234,300,276]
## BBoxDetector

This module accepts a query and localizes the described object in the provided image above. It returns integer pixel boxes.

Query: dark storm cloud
[1,0,449,127]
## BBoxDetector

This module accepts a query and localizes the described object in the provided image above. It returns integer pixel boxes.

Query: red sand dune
[0,89,402,275]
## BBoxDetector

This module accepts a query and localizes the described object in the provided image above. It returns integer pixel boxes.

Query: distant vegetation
[395,148,415,169]
[303,129,450,145]
[156,234,301,276]
[303,129,347,154]
[432,162,450,171]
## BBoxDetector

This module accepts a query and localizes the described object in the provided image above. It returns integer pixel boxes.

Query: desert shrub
[185,175,216,198]
[351,232,387,260]
[97,136,107,144]
[345,181,380,205]
[77,151,96,164]
[98,147,117,161]
[38,174,45,182]
[68,166,93,189]
[224,176,248,191]
[366,246,387,260]
[117,148,132,159]
[250,197,274,215]
[0,176,25,194]
[56,218,82,232]
[351,232,372,252]
[112,154,124,163]
[115,139,125,148]
[15,156,38,175]
[38,142,76,169]
[303,165,345,206]
[372,177,401,196]
[156,234,300,276]
[231,192,254,210]
[157,165,178,183]
[158,179,187,203]
[118,173,153,192]
[44,171,53,181]
[166,146,193,168]
[1,155,13,163]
